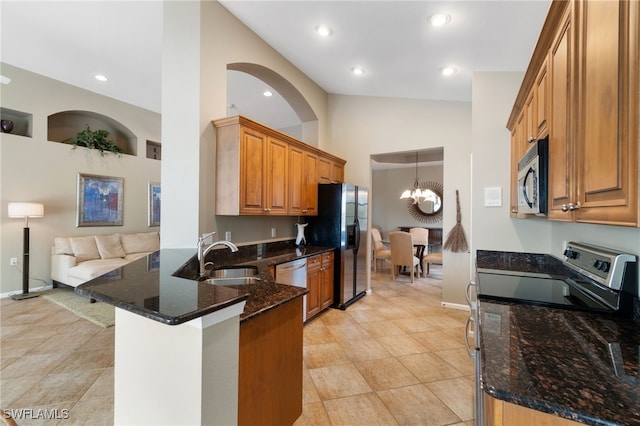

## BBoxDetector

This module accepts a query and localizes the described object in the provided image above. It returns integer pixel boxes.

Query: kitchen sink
[209,266,259,278]
[203,276,261,286]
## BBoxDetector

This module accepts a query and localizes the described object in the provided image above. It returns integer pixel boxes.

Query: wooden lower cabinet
[306,254,322,319]
[320,251,334,310]
[238,297,303,426]
[305,252,335,321]
[483,393,581,426]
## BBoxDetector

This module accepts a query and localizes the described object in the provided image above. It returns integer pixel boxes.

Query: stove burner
[477,242,638,317]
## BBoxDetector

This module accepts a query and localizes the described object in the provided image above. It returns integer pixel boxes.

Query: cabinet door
[306,255,322,319]
[548,5,574,220]
[240,127,267,214]
[574,0,638,226]
[318,157,332,183]
[510,111,526,216]
[535,60,548,136]
[320,252,334,310]
[303,151,318,215]
[331,162,344,183]
[288,145,305,215]
[525,89,537,144]
[265,137,289,214]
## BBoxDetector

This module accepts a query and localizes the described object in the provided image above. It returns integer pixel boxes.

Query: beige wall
[0,64,161,295]
[326,95,472,306]
[472,71,640,278]
[161,1,331,248]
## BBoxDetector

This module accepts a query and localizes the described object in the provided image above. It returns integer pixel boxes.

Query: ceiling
[1,0,551,159]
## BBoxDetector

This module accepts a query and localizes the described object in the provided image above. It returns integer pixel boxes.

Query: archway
[227,63,319,145]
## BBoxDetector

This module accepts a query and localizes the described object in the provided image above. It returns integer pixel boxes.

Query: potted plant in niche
[66,125,123,156]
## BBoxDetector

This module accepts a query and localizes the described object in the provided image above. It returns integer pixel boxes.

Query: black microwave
[517,137,548,216]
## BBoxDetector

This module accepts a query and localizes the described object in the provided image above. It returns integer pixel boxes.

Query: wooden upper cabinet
[288,145,305,215]
[265,137,289,214]
[331,162,344,183]
[548,4,574,221]
[213,115,345,216]
[510,111,527,216]
[239,126,267,214]
[572,0,638,226]
[507,0,639,227]
[302,151,318,215]
[318,157,332,183]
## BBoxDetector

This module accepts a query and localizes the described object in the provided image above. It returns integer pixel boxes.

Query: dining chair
[389,231,420,283]
[424,252,443,276]
[409,227,429,276]
[371,228,391,272]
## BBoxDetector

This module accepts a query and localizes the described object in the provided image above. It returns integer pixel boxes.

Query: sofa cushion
[68,258,129,282]
[69,236,100,262]
[95,234,126,259]
[120,232,159,254]
[54,237,73,255]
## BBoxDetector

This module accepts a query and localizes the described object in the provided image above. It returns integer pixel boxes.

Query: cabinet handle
[263,208,271,212]
[561,202,581,212]
[528,136,536,143]
[511,208,518,213]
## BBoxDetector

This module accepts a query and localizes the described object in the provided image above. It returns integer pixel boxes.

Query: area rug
[42,288,115,328]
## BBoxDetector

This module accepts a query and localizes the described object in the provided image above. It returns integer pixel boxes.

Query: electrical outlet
[225,231,231,240]
[271,227,277,238]
[10,257,18,266]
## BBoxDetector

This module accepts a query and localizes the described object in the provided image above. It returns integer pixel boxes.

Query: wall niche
[47,110,137,156]
[1,107,33,137]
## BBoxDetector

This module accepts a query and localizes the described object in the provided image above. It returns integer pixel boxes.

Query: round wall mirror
[407,181,443,223]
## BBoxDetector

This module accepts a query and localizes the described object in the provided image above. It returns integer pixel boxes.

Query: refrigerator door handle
[353,217,360,251]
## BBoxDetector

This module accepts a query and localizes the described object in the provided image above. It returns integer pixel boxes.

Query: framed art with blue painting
[148,182,161,227]
[77,173,124,227]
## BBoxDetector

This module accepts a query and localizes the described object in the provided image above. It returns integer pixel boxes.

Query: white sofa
[51,231,160,288]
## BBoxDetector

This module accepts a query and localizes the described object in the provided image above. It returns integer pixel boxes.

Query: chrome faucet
[198,231,239,277]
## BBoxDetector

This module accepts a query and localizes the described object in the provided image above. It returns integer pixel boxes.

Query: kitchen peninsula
[77,241,332,426]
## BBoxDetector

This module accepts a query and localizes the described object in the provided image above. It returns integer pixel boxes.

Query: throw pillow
[95,234,126,259]
[69,236,101,262]
[120,232,160,254]
[54,237,73,255]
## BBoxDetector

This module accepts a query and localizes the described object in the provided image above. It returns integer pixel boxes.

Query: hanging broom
[444,189,469,253]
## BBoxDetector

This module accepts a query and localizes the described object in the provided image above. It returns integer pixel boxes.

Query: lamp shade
[8,202,44,218]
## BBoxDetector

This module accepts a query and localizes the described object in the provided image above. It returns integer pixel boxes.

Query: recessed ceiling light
[429,13,451,27]
[441,66,457,76]
[316,24,332,37]
[94,74,108,82]
[0,75,11,85]
[263,90,273,97]
[351,67,366,76]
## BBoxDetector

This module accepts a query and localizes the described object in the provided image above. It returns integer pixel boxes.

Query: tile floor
[1,265,474,425]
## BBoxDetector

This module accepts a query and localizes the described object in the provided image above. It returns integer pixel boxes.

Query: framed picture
[148,182,161,227]
[77,173,124,227]
[147,251,160,272]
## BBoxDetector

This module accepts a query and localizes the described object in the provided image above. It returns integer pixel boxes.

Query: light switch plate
[484,187,502,207]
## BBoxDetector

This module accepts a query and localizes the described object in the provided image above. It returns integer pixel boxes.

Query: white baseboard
[1,284,53,299]
[441,302,470,311]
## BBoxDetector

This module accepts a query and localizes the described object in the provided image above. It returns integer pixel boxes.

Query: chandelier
[400,152,428,205]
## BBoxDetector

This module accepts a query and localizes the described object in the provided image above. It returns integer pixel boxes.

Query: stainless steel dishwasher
[275,258,307,321]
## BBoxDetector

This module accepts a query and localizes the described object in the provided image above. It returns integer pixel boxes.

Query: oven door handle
[522,166,537,208]
[464,315,476,358]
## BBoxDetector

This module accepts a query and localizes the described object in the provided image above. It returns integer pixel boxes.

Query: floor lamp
[8,202,44,300]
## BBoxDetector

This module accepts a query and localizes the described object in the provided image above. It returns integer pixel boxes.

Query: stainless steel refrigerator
[306,183,368,309]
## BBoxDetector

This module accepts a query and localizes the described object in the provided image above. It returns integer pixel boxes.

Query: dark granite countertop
[77,241,333,325]
[476,249,640,426]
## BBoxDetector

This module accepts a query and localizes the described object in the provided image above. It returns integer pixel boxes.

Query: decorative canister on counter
[1,119,14,133]
[295,223,308,246]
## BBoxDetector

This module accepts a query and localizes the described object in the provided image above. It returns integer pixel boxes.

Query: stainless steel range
[475,241,638,316]
[466,242,638,426]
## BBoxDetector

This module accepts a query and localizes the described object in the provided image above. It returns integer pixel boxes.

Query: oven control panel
[564,242,637,291]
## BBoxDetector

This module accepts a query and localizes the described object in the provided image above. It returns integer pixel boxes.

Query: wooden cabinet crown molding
[212,115,346,166]
[507,0,569,131]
